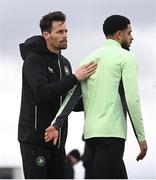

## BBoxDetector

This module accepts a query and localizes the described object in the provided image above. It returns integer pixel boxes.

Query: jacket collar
[103,39,121,48]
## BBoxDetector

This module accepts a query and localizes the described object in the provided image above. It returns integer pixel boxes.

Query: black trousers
[86,137,128,179]
[20,142,66,179]
[82,144,94,179]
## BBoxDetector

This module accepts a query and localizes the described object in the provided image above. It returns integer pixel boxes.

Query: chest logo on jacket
[48,67,54,74]
[64,66,70,76]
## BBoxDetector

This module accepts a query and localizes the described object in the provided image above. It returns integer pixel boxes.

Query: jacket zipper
[34,105,37,131]
[58,56,62,148]
[58,59,63,106]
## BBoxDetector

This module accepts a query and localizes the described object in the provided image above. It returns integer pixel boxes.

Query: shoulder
[23,53,46,68]
[80,47,102,66]
[120,48,137,60]
[24,53,44,63]
[120,51,138,70]
[120,49,137,65]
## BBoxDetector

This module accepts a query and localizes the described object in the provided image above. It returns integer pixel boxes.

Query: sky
[0,0,156,178]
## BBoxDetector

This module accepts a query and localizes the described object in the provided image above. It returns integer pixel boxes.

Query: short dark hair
[40,11,66,33]
[103,15,130,37]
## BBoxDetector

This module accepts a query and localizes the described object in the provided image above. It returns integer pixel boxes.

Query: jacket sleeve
[73,97,84,112]
[121,53,145,142]
[52,84,82,129]
[118,79,127,119]
[23,54,78,102]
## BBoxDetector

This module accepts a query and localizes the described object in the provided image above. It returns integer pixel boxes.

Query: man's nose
[64,34,67,39]
[63,31,67,39]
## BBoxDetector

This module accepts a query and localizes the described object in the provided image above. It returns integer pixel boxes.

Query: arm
[24,54,96,103]
[44,61,97,144]
[45,84,82,144]
[51,60,97,127]
[122,53,147,160]
[73,97,84,112]
[53,84,82,129]
[23,54,78,102]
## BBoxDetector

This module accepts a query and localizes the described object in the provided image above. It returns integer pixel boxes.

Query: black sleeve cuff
[53,123,60,130]
[71,74,79,84]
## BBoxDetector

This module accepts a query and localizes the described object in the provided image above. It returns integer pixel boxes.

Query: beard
[121,42,130,51]
[59,40,67,50]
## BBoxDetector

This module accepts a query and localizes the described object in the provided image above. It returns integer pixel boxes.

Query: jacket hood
[19,35,49,60]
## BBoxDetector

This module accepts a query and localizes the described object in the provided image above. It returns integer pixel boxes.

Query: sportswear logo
[48,67,54,74]
[64,66,70,76]
[36,156,46,167]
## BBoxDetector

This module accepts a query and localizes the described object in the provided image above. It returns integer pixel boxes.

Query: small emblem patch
[48,67,54,73]
[36,156,46,167]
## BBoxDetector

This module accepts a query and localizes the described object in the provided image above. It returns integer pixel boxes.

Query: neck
[46,43,60,54]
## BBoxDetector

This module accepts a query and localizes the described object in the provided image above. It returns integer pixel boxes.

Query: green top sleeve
[122,53,145,141]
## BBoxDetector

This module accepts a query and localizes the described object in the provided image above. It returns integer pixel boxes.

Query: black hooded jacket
[18,35,80,148]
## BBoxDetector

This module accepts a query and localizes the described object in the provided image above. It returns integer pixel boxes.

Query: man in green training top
[45,15,148,178]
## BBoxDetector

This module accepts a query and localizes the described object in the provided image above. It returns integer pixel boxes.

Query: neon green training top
[80,39,145,141]
[53,39,145,142]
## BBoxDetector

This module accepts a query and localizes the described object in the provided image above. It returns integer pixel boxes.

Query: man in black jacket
[18,11,97,179]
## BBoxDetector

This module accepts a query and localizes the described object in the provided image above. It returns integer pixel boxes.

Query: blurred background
[0,0,156,178]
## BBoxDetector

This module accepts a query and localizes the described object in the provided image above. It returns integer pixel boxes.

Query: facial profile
[40,11,67,53]
[121,24,133,51]
[49,21,68,50]
[103,15,133,51]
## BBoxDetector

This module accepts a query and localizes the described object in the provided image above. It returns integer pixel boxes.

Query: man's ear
[43,32,50,40]
[115,30,122,41]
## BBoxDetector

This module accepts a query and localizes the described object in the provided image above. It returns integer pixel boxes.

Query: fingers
[44,127,59,144]
[137,140,148,161]
[45,135,58,145]
[45,136,53,142]
[74,61,97,81]
[53,136,58,145]
[85,66,97,74]
[87,70,96,77]
[136,153,144,161]
[82,62,97,78]
[81,61,97,70]
[85,61,96,68]
[136,153,141,161]
[136,149,147,161]
[45,132,48,140]
[85,62,97,71]
[45,133,52,142]
[45,131,53,142]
